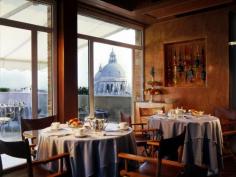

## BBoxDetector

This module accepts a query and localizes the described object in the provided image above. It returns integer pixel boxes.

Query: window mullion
[88,40,94,117]
[32,30,38,119]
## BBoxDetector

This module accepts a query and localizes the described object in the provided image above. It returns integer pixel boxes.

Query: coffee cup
[119,122,129,130]
[51,122,60,130]
[75,128,85,137]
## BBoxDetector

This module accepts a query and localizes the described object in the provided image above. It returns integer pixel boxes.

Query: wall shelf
[164,38,206,88]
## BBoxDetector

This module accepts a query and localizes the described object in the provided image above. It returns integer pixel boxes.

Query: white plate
[49,128,64,132]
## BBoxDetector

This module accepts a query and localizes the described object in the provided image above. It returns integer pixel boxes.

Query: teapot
[175,107,186,116]
[85,117,107,131]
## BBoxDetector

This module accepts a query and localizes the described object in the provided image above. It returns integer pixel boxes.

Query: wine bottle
[172,50,177,85]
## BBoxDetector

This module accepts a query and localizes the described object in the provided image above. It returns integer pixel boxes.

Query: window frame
[0,0,57,119]
[77,12,144,119]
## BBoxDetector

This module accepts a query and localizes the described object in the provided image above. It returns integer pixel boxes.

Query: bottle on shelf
[172,49,178,86]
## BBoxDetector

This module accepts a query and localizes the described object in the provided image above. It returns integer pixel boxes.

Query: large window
[0,0,55,141]
[77,14,143,121]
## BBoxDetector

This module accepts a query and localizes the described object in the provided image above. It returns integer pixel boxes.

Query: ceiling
[77,0,235,25]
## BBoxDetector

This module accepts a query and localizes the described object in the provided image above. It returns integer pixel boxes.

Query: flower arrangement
[144,66,162,102]
[147,80,162,87]
[144,87,161,95]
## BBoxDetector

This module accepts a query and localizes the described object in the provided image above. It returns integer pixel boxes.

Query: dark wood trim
[77,0,235,25]
[142,0,234,20]
[77,1,152,26]
[0,18,52,32]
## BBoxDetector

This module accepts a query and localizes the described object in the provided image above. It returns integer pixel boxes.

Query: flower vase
[149,95,153,103]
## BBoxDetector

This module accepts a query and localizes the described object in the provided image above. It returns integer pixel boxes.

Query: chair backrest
[21,115,55,139]
[120,112,131,126]
[0,139,33,177]
[159,128,186,160]
[214,107,236,131]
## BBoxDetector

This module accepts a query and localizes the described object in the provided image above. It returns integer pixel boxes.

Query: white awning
[0,58,48,70]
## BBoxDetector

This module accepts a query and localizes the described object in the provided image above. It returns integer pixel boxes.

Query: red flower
[147,81,162,87]
[144,88,161,95]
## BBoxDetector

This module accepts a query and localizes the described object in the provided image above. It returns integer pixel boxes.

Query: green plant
[150,66,155,78]
[0,87,10,92]
[78,87,89,95]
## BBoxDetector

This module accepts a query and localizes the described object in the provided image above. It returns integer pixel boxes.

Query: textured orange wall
[144,9,229,114]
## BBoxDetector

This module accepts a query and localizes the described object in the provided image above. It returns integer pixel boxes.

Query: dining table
[36,123,137,177]
[148,113,223,175]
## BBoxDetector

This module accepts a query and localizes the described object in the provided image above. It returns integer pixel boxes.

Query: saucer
[74,134,87,138]
[119,127,129,131]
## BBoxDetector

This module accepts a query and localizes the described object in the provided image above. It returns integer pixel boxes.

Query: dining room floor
[137,147,236,177]
[2,154,236,177]
[220,156,236,177]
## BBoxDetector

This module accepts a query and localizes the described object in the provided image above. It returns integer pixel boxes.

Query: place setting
[41,122,74,138]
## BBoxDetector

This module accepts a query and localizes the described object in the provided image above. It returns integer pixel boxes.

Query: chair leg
[156,159,162,177]
[223,137,236,160]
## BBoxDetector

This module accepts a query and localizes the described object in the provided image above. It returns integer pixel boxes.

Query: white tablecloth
[148,114,223,174]
[37,123,137,177]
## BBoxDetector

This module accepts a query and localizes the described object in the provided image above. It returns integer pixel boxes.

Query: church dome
[100,63,125,79]
[94,49,129,96]
[95,50,126,81]
[95,65,103,81]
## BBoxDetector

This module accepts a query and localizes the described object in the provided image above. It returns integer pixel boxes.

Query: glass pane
[77,14,141,46]
[94,42,132,122]
[0,25,32,140]
[37,32,53,118]
[78,39,89,120]
[0,0,52,27]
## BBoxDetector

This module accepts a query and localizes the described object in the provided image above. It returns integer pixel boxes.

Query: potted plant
[144,67,163,102]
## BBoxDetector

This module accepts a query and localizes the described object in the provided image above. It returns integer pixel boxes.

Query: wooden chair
[214,107,236,159]
[120,111,146,130]
[139,107,164,124]
[120,112,161,156]
[0,139,71,177]
[21,116,55,158]
[118,128,186,177]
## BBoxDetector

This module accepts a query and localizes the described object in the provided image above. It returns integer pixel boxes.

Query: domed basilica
[94,50,130,96]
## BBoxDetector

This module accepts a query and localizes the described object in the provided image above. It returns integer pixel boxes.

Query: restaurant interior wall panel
[145,9,229,114]
[229,11,236,109]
